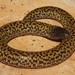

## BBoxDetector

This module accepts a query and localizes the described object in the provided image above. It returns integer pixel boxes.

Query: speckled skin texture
[0,6,75,69]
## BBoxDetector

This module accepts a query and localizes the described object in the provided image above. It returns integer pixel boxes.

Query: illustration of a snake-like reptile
[0,6,75,69]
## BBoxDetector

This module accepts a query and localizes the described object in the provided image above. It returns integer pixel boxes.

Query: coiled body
[0,6,75,69]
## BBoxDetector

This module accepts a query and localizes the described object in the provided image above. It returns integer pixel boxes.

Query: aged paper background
[0,0,75,75]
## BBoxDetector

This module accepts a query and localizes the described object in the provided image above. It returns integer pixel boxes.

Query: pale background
[0,0,75,75]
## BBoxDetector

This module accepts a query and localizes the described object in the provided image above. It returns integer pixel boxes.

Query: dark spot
[21,4,24,6]
[67,50,70,53]
[32,39,36,41]
[27,63,30,65]
[31,44,33,45]
[25,60,27,62]
[41,46,43,47]
[56,56,59,59]
[1,7,6,9]
[74,69,75,72]
[10,0,12,2]
[10,9,13,11]
[62,72,64,74]
[50,53,52,56]
[21,74,23,75]
[33,63,36,67]
[58,54,62,57]
[61,51,66,54]
[33,60,37,63]
[1,7,3,9]
[7,59,11,62]
[51,58,54,60]
[67,46,69,48]
[39,61,43,64]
